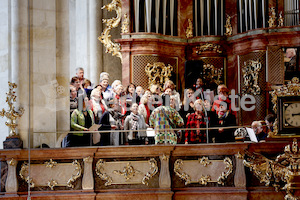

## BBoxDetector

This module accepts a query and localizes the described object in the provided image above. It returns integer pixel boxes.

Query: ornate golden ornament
[95,159,113,186]
[186,18,193,38]
[113,162,142,180]
[45,159,57,168]
[174,157,233,186]
[145,62,173,89]
[268,7,277,28]
[95,158,158,186]
[19,159,82,190]
[225,16,233,36]
[0,82,24,136]
[242,60,262,95]
[121,13,129,33]
[217,157,233,185]
[162,154,169,161]
[98,0,122,62]
[199,175,211,185]
[243,139,300,199]
[47,179,58,190]
[142,158,158,186]
[8,158,17,166]
[203,64,224,86]
[269,77,300,136]
[67,160,82,188]
[195,43,222,55]
[278,11,284,27]
[199,157,211,166]
[174,159,191,185]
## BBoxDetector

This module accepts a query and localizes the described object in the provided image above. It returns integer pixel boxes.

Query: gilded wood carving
[0,82,24,136]
[98,0,122,62]
[243,139,300,200]
[174,157,233,186]
[95,158,158,186]
[145,62,173,89]
[19,159,82,190]
[242,60,262,95]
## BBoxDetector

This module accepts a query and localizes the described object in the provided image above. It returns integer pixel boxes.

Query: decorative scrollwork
[242,59,262,95]
[19,159,82,190]
[48,179,58,190]
[199,157,211,167]
[19,162,35,188]
[243,139,300,200]
[174,157,233,186]
[203,64,224,86]
[174,159,191,185]
[45,159,57,168]
[217,157,233,185]
[142,158,158,185]
[67,160,82,188]
[113,162,142,180]
[195,43,222,55]
[98,0,122,62]
[95,159,113,186]
[121,13,129,33]
[0,82,24,136]
[145,62,173,89]
[199,175,211,185]
[186,19,193,38]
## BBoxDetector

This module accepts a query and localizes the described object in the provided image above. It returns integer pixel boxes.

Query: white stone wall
[0,0,122,149]
[0,0,9,149]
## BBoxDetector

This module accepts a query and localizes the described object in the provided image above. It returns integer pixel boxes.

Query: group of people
[66,68,275,147]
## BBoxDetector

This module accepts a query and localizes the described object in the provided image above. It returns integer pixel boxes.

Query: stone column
[234,154,246,188]
[89,0,102,86]
[31,0,57,148]
[159,154,171,188]
[82,156,94,190]
[5,158,18,193]
[11,0,30,148]
[55,0,70,147]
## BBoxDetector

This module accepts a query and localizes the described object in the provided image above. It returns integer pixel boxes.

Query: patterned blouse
[149,106,184,145]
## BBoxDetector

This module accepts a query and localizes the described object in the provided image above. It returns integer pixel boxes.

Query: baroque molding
[19,159,82,190]
[95,158,158,186]
[98,0,122,62]
[243,139,300,200]
[195,43,222,55]
[145,62,173,89]
[174,157,233,186]
[121,13,129,33]
[242,59,262,95]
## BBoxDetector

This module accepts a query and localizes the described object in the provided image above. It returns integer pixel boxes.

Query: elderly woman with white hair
[185,99,207,144]
[89,87,107,145]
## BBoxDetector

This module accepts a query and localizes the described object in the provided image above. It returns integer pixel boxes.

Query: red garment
[145,104,150,124]
[185,112,207,143]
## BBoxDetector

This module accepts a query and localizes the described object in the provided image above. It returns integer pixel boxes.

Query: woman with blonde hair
[163,80,181,108]
[138,90,152,125]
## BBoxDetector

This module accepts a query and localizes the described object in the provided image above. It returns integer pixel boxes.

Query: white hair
[112,80,122,90]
